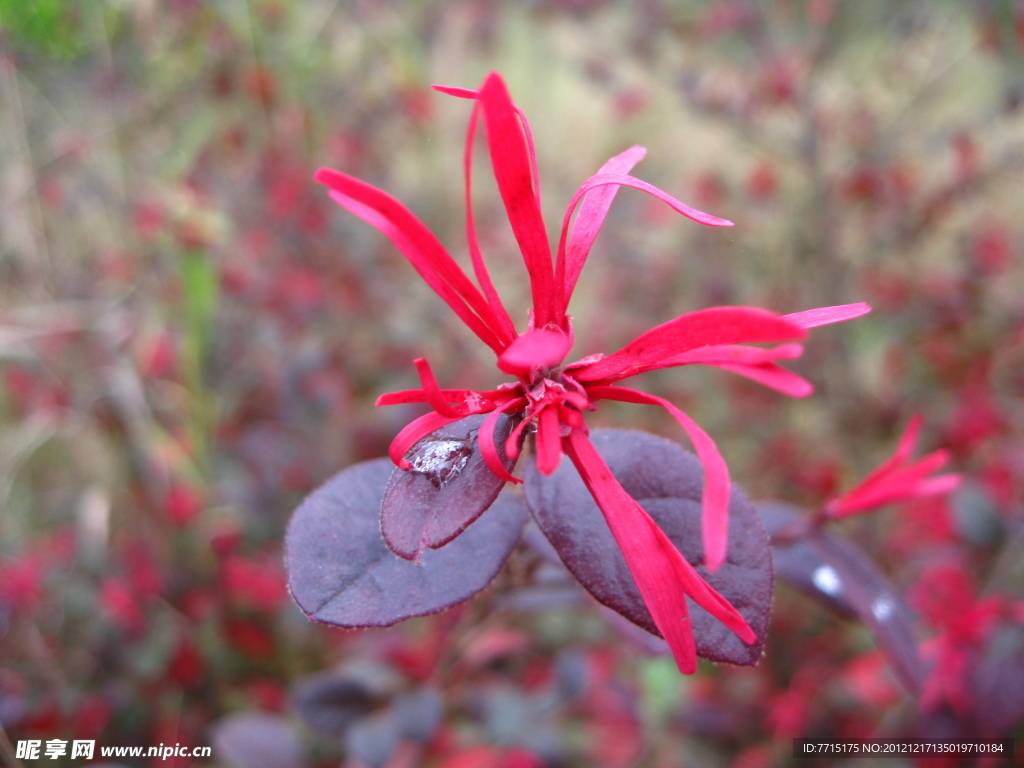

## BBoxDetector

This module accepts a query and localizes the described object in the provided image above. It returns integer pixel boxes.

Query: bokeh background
[2,1,1023,766]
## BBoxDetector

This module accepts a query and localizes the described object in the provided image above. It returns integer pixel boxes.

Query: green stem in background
[179,248,219,475]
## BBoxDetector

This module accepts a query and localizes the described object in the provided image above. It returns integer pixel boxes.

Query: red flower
[825,415,961,519]
[315,72,869,673]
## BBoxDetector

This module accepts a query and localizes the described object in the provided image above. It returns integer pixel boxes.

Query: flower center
[520,368,591,435]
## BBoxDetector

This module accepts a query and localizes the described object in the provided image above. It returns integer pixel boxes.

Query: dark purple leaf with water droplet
[523,429,772,666]
[382,413,519,560]
[760,501,925,695]
[759,502,854,618]
[286,458,526,627]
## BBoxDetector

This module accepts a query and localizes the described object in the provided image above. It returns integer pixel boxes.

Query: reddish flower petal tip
[783,302,873,330]
[576,307,807,383]
[564,431,756,673]
[313,167,338,186]
[430,84,476,98]
[586,386,733,578]
[825,416,960,518]
[478,71,557,326]
[704,551,725,573]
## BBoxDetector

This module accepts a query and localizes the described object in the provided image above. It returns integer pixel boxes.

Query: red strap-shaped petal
[534,406,564,475]
[503,409,536,462]
[412,358,464,418]
[829,451,960,517]
[460,100,518,344]
[847,415,924,494]
[497,326,573,377]
[560,171,732,238]
[432,84,541,200]
[555,146,648,318]
[432,83,541,208]
[826,416,962,518]
[661,342,813,397]
[782,302,872,329]
[478,397,528,484]
[574,307,806,383]
[388,411,471,470]
[660,342,804,367]
[708,361,814,398]
[376,386,509,409]
[478,73,558,326]
[316,170,508,353]
[586,386,732,572]
[829,471,962,517]
[564,430,755,674]
[891,414,923,466]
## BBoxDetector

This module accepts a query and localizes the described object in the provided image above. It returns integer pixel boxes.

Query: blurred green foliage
[0,0,88,59]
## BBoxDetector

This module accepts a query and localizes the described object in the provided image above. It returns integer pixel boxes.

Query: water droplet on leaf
[871,595,895,621]
[812,564,842,597]
[407,438,472,489]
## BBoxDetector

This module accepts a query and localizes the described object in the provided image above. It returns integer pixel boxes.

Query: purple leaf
[292,672,380,738]
[344,689,443,768]
[970,625,1024,733]
[523,429,772,666]
[760,501,926,695]
[382,413,517,560]
[345,713,401,768]
[211,712,303,768]
[391,688,444,742]
[286,458,526,627]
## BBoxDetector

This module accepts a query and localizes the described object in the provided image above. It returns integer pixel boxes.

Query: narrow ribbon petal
[479,73,557,326]
[431,85,477,98]
[376,386,511,409]
[574,307,806,383]
[497,326,573,376]
[829,451,959,517]
[564,430,755,674]
[586,386,732,571]
[316,169,508,352]
[503,410,535,462]
[534,407,563,475]
[413,358,464,418]
[892,414,924,465]
[782,302,872,329]
[829,472,962,517]
[478,397,528,484]
[432,83,541,205]
[388,411,470,470]
[378,389,481,407]
[565,430,696,672]
[460,99,518,344]
[560,172,734,235]
[656,342,810,397]
[708,361,814,398]
[661,342,805,367]
[842,415,927,498]
[826,416,962,518]
[588,341,813,398]
[555,146,648,318]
